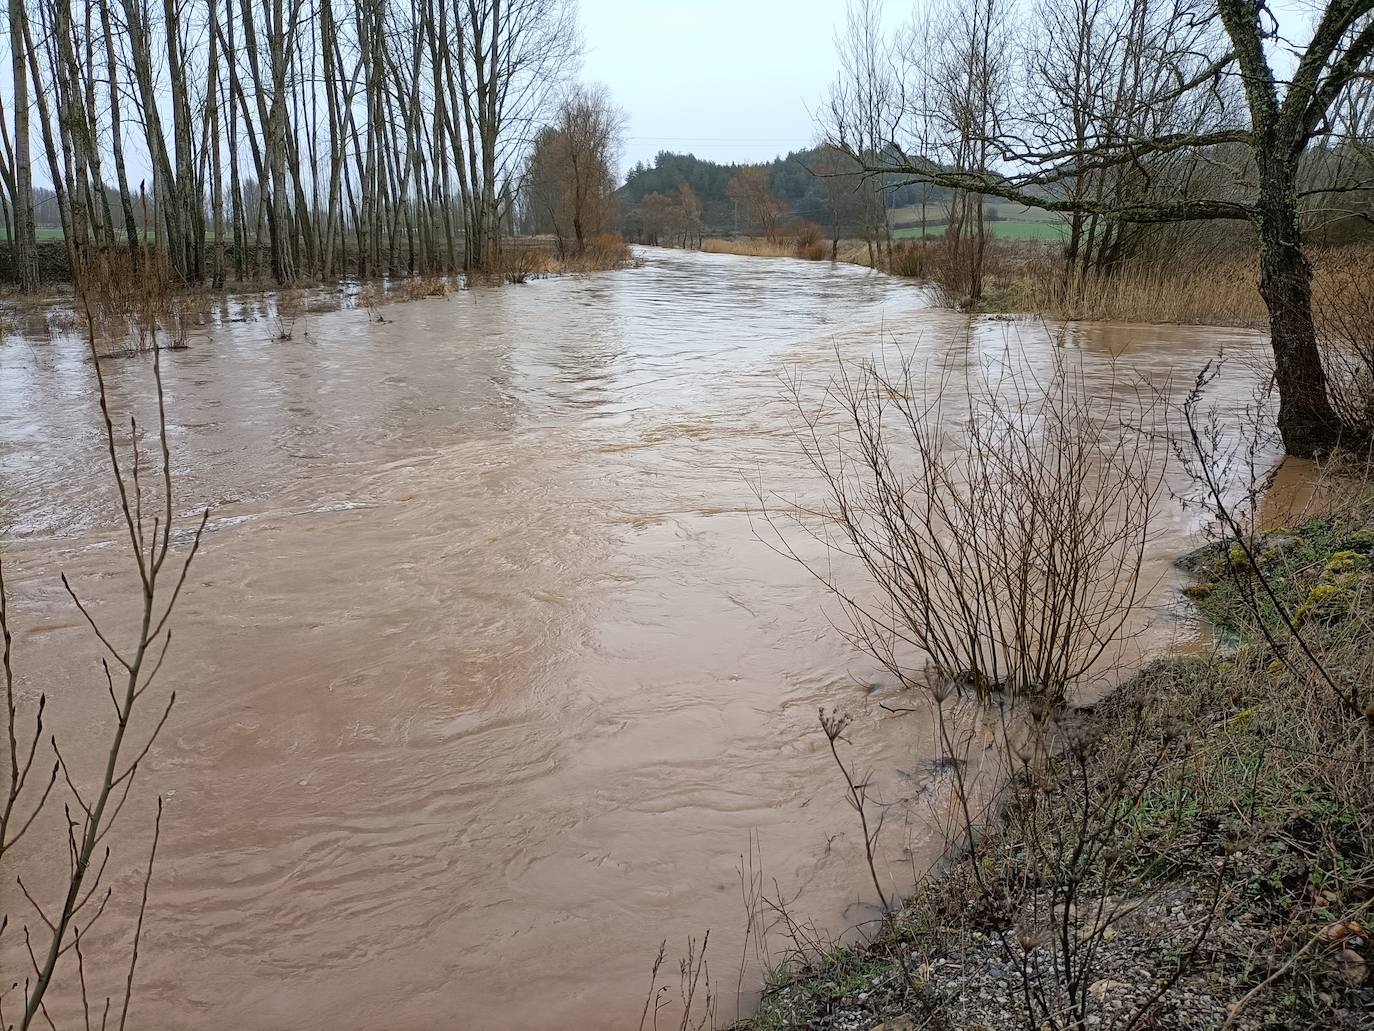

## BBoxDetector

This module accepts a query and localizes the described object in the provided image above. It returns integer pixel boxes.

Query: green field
[24,226,223,242]
[889,201,1067,243]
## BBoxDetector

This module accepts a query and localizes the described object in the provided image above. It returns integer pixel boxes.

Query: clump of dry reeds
[275,291,307,340]
[74,248,205,354]
[887,240,929,278]
[1315,248,1374,437]
[952,240,1374,329]
[491,233,632,284]
[792,222,827,261]
[388,275,457,301]
[701,237,798,259]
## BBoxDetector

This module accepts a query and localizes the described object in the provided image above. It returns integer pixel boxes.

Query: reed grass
[494,232,635,283]
[701,237,799,259]
[951,241,1374,328]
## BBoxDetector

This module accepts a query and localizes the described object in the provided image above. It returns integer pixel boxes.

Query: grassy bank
[967,244,1374,328]
[735,492,1374,1030]
[695,230,1374,331]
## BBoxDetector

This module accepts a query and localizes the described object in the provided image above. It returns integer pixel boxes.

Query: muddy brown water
[0,249,1275,1029]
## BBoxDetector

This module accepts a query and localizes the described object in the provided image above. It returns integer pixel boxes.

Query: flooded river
[0,249,1272,1029]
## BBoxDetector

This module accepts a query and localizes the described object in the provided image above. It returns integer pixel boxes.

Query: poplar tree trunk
[9,0,37,292]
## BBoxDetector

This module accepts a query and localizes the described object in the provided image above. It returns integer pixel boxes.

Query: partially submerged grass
[702,237,801,259]
[493,233,636,284]
[946,242,1374,329]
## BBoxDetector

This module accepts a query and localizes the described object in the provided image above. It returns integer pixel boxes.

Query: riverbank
[694,236,1374,331]
[0,235,636,347]
[0,234,633,302]
[735,490,1374,1030]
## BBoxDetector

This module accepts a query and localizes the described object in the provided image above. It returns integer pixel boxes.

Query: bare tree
[827,0,1374,457]
[7,0,38,291]
[726,165,785,241]
[522,83,623,255]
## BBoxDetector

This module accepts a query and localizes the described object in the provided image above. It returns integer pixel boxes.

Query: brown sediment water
[0,248,1276,1029]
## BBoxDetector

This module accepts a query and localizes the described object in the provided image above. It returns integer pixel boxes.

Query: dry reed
[957,241,1374,329]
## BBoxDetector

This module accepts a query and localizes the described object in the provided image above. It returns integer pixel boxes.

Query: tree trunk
[1257,173,1343,457]
[9,0,37,291]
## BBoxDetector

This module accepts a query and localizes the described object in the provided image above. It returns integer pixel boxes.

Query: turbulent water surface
[0,249,1272,1029]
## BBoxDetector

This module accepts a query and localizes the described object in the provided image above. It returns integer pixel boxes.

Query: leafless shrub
[65,244,206,357]
[1316,251,1374,438]
[639,932,716,1031]
[499,247,550,285]
[388,275,457,302]
[1,291,207,1028]
[356,283,387,322]
[583,232,632,267]
[747,341,1242,1028]
[762,341,1164,707]
[820,708,891,916]
[275,292,307,341]
[887,241,929,279]
[792,222,827,261]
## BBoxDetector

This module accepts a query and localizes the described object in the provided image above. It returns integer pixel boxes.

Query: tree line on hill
[614,147,956,244]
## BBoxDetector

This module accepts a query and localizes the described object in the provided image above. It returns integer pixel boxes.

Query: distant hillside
[616,149,950,237]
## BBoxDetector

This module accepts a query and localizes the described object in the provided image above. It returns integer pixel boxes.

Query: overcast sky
[579,0,853,174]
[578,0,1320,178]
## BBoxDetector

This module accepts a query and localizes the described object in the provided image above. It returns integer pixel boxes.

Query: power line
[625,136,811,144]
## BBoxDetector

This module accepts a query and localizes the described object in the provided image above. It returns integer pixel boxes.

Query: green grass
[891,220,1066,242]
[889,201,1067,243]
[20,227,218,242]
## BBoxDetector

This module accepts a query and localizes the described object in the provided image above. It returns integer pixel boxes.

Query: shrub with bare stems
[0,292,207,1027]
[792,223,827,262]
[275,292,307,341]
[639,932,716,1031]
[499,247,551,285]
[887,241,929,279]
[741,344,1269,1029]
[1316,254,1374,441]
[762,342,1164,708]
[745,353,1374,1029]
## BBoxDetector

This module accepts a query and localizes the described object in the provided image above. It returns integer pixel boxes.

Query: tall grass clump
[1316,248,1374,438]
[792,222,827,261]
[701,237,798,259]
[939,240,1374,329]
[887,240,929,278]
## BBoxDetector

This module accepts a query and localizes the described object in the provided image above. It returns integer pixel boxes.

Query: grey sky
[579,0,1320,179]
[579,0,849,174]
